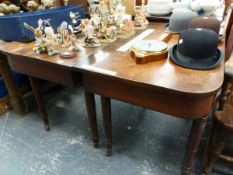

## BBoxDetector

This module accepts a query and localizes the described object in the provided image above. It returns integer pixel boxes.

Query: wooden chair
[202,5,233,175]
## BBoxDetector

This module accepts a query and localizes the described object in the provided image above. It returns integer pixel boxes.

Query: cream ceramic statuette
[134,9,149,30]
[24,19,59,56]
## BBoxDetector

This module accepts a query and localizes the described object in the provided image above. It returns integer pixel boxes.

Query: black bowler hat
[169,28,224,70]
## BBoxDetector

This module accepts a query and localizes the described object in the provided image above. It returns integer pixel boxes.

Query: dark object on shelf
[0,5,85,42]
[169,28,223,70]
[146,12,171,22]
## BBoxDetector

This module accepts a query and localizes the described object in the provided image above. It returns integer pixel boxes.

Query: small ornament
[24,19,59,56]
[26,0,39,11]
[59,50,77,59]
[117,19,135,39]
[134,9,148,30]
[0,3,20,14]
[67,25,83,51]
[81,19,101,47]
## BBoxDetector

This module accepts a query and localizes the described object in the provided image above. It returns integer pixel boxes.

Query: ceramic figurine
[0,3,20,14]
[134,9,148,30]
[24,19,59,56]
[115,0,125,15]
[44,20,56,39]
[8,4,20,13]
[58,21,69,47]
[69,11,81,26]
[97,19,117,43]
[41,0,55,9]
[0,3,9,14]
[26,0,39,11]
[117,19,135,39]
[82,19,101,47]
[67,25,83,51]
[89,2,109,17]
[24,19,43,39]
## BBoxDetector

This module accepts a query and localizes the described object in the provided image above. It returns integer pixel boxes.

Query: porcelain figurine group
[83,0,148,47]
[23,0,149,56]
[24,18,82,56]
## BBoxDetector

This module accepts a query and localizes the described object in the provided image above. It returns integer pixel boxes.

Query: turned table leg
[0,53,27,115]
[202,128,226,175]
[29,76,49,131]
[85,91,99,148]
[101,96,112,157]
[182,117,208,175]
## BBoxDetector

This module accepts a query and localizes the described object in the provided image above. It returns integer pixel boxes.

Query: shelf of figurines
[0,0,68,15]
[22,1,149,59]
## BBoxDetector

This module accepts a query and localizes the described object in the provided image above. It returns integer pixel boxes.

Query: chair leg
[202,128,226,175]
[101,96,112,157]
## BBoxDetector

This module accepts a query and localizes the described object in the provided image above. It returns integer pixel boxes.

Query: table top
[74,23,224,96]
[0,39,106,68]
[0,22,224,96]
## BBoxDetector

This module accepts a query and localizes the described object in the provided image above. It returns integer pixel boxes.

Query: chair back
[224,5,233,61]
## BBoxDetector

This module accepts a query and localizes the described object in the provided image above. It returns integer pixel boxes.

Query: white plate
[148,6,171,11]
[149,0,171,3]
[147,9,172,16]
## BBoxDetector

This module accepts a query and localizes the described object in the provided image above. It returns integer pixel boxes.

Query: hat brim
[169,45,224,70]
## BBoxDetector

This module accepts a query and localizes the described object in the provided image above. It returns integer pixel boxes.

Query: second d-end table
[76,23,224,175]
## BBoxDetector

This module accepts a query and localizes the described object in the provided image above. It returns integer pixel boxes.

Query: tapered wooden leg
[202,129,226,175]
[85,91,99,148]
[0,54,27,115]
[182,117,208,175]
[29,76,49,131]
[101,96,112,157]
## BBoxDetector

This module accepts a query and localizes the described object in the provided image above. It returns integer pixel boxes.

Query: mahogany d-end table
[76,23,225,175]
[0,41,106,131]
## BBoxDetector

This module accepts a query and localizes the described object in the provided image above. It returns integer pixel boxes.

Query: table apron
[83,73,216,119]
[7,55,77,86]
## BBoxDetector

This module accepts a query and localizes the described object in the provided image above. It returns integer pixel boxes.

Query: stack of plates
[147,0,172,16]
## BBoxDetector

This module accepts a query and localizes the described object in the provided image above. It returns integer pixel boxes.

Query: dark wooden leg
[101,96,112,157]
[0,53,27,115]
[85,91,99,148]
[182,117,208,175]
[202,129,226,175]
[29,76,49,131]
